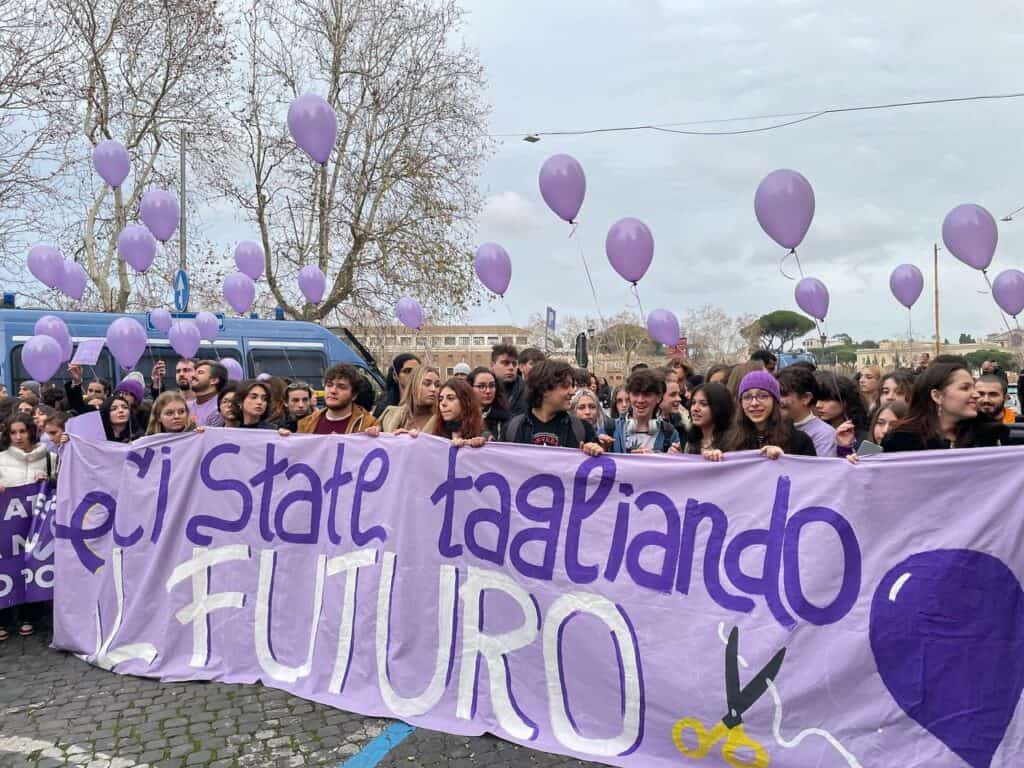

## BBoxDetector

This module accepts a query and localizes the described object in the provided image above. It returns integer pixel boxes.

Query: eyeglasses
[741,392,772,404]
[286,381,311,392]
[474,382,496,390]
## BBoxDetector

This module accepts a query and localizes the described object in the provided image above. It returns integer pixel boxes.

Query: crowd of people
[0,342,1018,639]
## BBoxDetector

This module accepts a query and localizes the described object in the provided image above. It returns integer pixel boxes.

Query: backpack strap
[568,415,586,447]
[506,414,527,443]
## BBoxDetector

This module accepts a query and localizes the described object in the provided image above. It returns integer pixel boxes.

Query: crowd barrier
[43,430,1024,768]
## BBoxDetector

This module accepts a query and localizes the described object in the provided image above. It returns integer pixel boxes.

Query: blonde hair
[387,365,439,432]
[146,392,194,435]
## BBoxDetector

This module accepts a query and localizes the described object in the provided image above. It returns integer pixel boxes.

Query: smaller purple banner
[0,482,55,609]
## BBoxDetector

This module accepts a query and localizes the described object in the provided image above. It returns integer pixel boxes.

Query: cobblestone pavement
[0,622,604,768]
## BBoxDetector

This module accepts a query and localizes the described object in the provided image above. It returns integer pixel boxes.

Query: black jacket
[502,376,528,416]
[484,403,512,442]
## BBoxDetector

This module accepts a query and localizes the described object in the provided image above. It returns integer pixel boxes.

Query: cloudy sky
[462,0,1024,342]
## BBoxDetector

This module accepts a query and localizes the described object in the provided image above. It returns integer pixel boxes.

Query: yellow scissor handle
[721,724,769,768]
[672,719,770,768]
[672,718,727,759]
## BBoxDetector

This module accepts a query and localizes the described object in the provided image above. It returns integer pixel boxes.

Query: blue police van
[0,307,384,401]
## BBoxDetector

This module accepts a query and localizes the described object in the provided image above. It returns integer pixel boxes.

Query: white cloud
[477,191,542,238]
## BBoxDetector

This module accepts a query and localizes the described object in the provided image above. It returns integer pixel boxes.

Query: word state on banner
[0,483,56,609]
[52,432,1024,768]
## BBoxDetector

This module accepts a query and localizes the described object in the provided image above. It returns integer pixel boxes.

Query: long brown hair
[146,392,194,435]
[432,378,485,439]
[892,362,980,444]
[725,395,795,451]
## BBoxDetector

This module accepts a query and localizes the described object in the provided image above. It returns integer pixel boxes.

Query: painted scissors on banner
[673,627,786,768]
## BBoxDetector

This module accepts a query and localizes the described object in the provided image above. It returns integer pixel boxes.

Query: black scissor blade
[732,647,787,721]
[723,627,742,727]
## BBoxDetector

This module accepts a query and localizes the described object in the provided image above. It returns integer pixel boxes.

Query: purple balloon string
[777,249,805,281]
[981,269,1017,335]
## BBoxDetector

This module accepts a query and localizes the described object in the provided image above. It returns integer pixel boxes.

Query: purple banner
[1,482,56,609]
[52,431,1024,767]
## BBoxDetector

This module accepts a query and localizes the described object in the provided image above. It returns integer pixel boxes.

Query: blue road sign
[546,306,556,332]
[174,270,190,312]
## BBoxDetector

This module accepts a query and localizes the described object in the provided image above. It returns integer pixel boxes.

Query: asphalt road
[0,619,605,768]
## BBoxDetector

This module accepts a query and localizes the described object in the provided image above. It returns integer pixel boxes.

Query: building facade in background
[351,325,532,377]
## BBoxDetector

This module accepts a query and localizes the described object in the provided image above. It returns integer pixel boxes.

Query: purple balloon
[942,203,998,271]
[34,315,72,363]
[754,169,816,250]
[871,549,1024,768]
[105,317,147,370]
[168,320,201,359]
[234,241,264,281]
[795,277,829,321]
[605,218,654,284]
[474,242,512,296]
[646,309,680,347]
[889,264,924,309]
[298,264,326,305]
[223,272,255,315]
[993,269,1024,317]
[117,224,158,272]
[22,335,62,382]
[139,189,179,242]
[195,311,219,342]
[223,358,243,381]
[538,154,586,223]
[27,245,64,289]
[61,260,88,301]
[92,139,130,188]
[287,94,338,165]
[150,308,173,333]
[396,296,424,331]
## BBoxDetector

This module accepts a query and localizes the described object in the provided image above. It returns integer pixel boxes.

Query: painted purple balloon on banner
[474,243,512,296]
[150,308,173,334]
[605,218,654,284]
[139,190,179,243]
[795,277,829,321]
[396,296,424,330]
[889,264,924,309]
[298,265,326,305]
[168,320,200,359]
[538,154,586,223]
[942,204,998,271]
[117,224,157,272]
[646,309,680,347]
[92,140,130,189]
[22,335,62,381]
[223,272,255,315]
[871,549,1024,768]
[27,245,64,289]
[287,94,338,165]
[34,316,72,363]
[992,269,1024,317]
[61,260,88,301]
[195,312,219,342]
[754,169,815,250]
[105,317,147,370]
[223,359,243,381]
[234,241,264,280]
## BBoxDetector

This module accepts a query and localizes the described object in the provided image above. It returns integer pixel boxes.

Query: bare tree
[683,304,755,366]
[0,0,71,265]
[0,0,234,311]
[216,0,492,322]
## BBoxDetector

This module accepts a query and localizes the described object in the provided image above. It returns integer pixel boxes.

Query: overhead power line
[496,91,1024,140]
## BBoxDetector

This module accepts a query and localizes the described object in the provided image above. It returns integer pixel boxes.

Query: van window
[248,347,327,390]
[10,344,115,392]
[138,346,243,391]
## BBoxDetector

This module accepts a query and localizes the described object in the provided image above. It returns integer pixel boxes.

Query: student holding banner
[468,366,510,441]
[379,366,440,434]
[432,378,489,446]
[0,414,56,640]
[146,392,196,435]
[882,361,1006,451]
[503,359,603,455]
[707,371,815,461]
[297,364,380,435]
[684,382,733,455]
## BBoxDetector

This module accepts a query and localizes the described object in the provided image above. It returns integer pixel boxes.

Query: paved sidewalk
[0,623,602,768]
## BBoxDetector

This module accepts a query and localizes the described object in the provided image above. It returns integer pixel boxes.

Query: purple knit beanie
[738,370,781,402]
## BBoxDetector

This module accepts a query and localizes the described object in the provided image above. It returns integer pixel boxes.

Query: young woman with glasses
[468,366,510,441]
[704,372,816,461]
